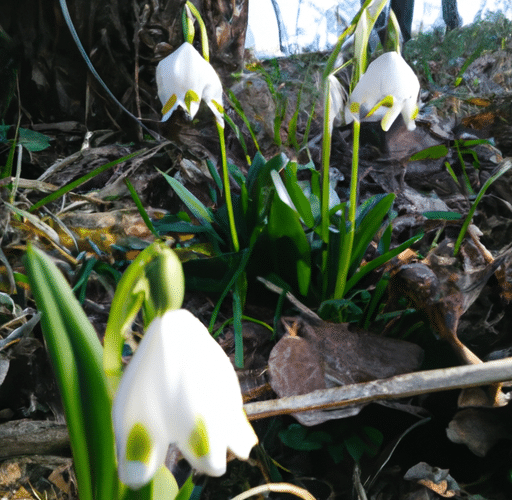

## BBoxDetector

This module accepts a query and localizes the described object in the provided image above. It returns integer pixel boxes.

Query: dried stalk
[244,358,512,420]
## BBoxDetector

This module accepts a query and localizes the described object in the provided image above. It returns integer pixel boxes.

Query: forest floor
[1,10,512,500]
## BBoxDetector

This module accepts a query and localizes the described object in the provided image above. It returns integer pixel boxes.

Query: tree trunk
[2,0,248,131]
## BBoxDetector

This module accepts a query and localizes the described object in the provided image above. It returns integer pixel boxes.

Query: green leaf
[318,298,364,323]
[206,159,223,193]
[158,168,223,244]
[344,434,366,463]
[409,144,449,161]
[125,178,159,238]
[18,128,51,152]
[345,231,424,294]
[227,162,246,187]
[29,149,145,212]
[207,249,252,329]
[344,426,383,463]
[283,163,315,228]
[279,423,331,451]
[268,196,311,297]
[226,89,260,152]
[454,158,512,255]
[247,152,287,212]
[244,152,287,233]
[350,193,395,272]
[24,244,118,500]
[423,211,462,221]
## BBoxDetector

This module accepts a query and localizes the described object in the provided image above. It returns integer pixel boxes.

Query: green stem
[182,5,195,44]
[216,122,239,252]
[334,119,360,299]
[320,78,333,296]
[186,1,210,61]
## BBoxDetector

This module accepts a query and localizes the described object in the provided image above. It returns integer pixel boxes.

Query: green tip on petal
[188,416,210,458]
[185,89,200,114]
[162,94,178,116]
[350,101,360,114]
[365,94,394,119]
[126,423,153,464]
[380,95,394,108]
[211,99,224,116]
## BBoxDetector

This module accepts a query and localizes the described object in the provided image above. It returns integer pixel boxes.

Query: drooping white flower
[156,42,224,126]
[345,51,420,131]
[112,309,258,490]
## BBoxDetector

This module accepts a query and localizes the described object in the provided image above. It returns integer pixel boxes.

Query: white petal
[401,98,418,131]
[381,102,404,132]
[156,43,224,126]
[159,310,257,476]
[112,316,177,489]
[328,75,344,129]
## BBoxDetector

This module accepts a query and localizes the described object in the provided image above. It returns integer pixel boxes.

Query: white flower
[112,309,258,490]
[345,51,420,131]
[156,42,224,126]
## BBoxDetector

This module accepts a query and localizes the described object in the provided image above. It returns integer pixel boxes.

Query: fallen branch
[244,358,512,420]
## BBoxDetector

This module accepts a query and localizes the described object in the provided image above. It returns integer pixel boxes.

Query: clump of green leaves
[279,421,383,465]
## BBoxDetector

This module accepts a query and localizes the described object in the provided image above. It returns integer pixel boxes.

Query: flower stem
[186,1,210,61]
[334,119,360,299]
[216,122,239,252]
[182,4,195,44]
[320,77,333,296]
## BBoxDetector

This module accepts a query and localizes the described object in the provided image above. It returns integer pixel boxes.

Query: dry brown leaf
[446,408,512,457]
[268,316,423,425]
[404,462,460,498]
[0,462,22,487]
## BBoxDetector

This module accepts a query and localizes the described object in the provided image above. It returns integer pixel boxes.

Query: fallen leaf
[268,316,423,425]
[404,462,460,498]
[446,408,512,457]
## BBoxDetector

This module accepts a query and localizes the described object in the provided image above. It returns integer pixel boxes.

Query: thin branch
[244,358,512,420]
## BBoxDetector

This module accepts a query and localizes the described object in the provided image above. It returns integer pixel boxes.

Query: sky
[413,0,512,29]
[246,0,512,57]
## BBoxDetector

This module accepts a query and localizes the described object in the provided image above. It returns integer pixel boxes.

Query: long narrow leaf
[268,196,311,297]
[29,149,145,212]
[454,158,512,255]
[345,232,424,294]
[283,163,315,228]
[25,245,118,500]
[350,194,395,271]
[158,168,223,244]
[125,178,159,238]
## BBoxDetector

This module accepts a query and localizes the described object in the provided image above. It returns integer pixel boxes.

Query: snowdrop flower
[112,309,257,490]
[156,42,224,126]
[345,51,420,131]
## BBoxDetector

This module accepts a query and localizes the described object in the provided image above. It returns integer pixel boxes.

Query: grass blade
[29,149,145,212]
